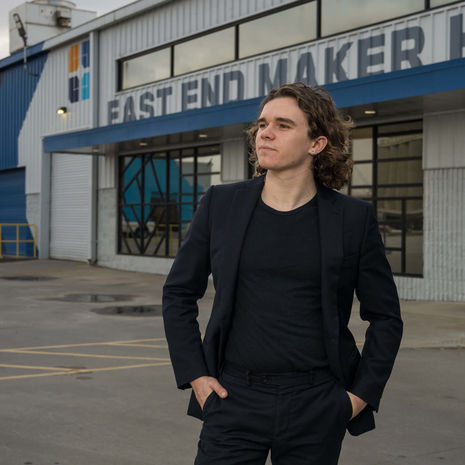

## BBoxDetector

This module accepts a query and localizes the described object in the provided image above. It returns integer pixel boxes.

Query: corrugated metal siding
[0,168,34,256]
[18,40,93,193]
[49,153,92,261]
[424,168,465,301]
[0,52,48,171]
[99,2,465,125]
[424,110,465,169]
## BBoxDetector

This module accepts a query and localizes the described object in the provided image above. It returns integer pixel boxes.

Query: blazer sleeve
[162,185,213,390]
[350,203,403,412]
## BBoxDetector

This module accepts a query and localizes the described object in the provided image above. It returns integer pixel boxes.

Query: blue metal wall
[0,168,33,256]
[0,45,48,170]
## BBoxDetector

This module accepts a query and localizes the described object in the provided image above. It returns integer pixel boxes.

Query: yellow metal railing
[0,223,37,258]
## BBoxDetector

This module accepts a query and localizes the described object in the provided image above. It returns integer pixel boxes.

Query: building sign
[68,40,90,104]
[107,7,465,124]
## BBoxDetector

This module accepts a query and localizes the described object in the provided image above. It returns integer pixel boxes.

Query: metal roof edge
[0,42,45,70]
[43,0,173,49]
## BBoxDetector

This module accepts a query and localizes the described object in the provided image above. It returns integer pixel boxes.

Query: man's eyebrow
[256,116,296,126]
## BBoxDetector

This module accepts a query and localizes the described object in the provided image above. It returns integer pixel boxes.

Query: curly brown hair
[247,82,354,190]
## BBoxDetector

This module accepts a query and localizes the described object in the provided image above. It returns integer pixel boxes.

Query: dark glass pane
[350,187,372,198]
[198,173,221,192]
[378,134,422,159]
[377,159,423,185]
[431,0,456,5]
[378,186,423,198]
[386,250,402,274]
[145,156,167,205]
[378,199,402,249]
[352,162,372,186]
[239,2,317,58]
[182,156,195,176]
[378,121,422,134]
[198,145,220,156]
[181,148,195,157]
[198,153,221,174]
[406,199,423,275]
[350,127,373,161]
[174,28,235,75]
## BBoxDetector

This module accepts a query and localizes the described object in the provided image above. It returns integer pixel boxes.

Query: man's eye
[258,123,267,129]
[279,124,290,129]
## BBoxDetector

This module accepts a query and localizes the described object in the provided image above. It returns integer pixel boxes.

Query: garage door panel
[50,154,91,261]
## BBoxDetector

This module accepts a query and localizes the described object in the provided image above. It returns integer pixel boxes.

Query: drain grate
[59,294,133,303]
[92,304,162,316]
[0,276,56,281]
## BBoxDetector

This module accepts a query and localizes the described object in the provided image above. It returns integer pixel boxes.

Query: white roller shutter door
[50,154,92,261]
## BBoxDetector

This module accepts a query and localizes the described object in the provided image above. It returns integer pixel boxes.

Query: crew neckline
[259,192,318,215]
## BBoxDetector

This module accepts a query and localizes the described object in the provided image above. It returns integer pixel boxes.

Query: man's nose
[260,125,275,139]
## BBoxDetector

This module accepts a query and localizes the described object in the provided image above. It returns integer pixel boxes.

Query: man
[162,82,403,464]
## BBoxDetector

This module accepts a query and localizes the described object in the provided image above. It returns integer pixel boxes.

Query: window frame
[116,0,457,92]
[117,145,221,258]
[348,119,424,278]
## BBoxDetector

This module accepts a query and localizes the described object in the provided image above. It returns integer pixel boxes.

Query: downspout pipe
[89,30,99,265]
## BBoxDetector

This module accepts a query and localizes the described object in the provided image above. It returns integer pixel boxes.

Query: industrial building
[0,0,464,301]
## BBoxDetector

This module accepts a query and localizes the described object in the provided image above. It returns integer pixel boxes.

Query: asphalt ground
[0,259,464,465]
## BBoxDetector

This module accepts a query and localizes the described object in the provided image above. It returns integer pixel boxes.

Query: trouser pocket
[201,390,216,420]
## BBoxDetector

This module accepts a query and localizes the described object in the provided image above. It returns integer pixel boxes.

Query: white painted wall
[423,110,465,169]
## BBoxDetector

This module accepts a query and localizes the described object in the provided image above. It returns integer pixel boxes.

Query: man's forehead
[259,97,307,122]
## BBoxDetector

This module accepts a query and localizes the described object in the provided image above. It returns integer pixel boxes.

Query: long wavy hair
[247,82,354,190]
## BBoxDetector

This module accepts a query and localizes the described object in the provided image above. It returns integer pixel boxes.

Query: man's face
[255,97,313,174]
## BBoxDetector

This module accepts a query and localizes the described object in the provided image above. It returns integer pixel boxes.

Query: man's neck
[261,170,318,212]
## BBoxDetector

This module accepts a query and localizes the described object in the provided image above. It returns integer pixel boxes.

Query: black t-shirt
[224,193,329,372]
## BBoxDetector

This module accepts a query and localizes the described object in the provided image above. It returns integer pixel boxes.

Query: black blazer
[162,174,403,436]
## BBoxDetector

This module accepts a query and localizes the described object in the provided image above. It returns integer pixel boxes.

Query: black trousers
[194,363,353,465]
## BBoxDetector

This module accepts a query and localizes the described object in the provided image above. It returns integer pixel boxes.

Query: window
[68,76,79,103]
[81,72,90,100]
[69,44,79,73]
[349,121,423,277]
[430,0,457,6]
[81,40,90,68]
[117,0,439,91]
[118,145,221,257]
[174,27,235,76]
[239,2,317,58]
[322,0,424,36]
[121,47,170,90]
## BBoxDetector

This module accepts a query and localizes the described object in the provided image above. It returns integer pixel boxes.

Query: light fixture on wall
[139,140,148,147]
[198,133,208,139]
[364,109,376,115]
[57,106,67,115]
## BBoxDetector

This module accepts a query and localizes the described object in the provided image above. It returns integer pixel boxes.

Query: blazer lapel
[217,176,265,322]
[317,182,345,380]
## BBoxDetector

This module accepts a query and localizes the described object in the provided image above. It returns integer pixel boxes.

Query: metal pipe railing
[0,223,37,258]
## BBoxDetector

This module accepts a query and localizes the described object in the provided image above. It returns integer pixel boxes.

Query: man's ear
[309,136,328,155]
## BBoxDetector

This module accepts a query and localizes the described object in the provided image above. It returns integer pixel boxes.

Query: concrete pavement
[0,259,464,465]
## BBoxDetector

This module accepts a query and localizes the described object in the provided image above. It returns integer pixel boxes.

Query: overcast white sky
[1,0,136,59]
